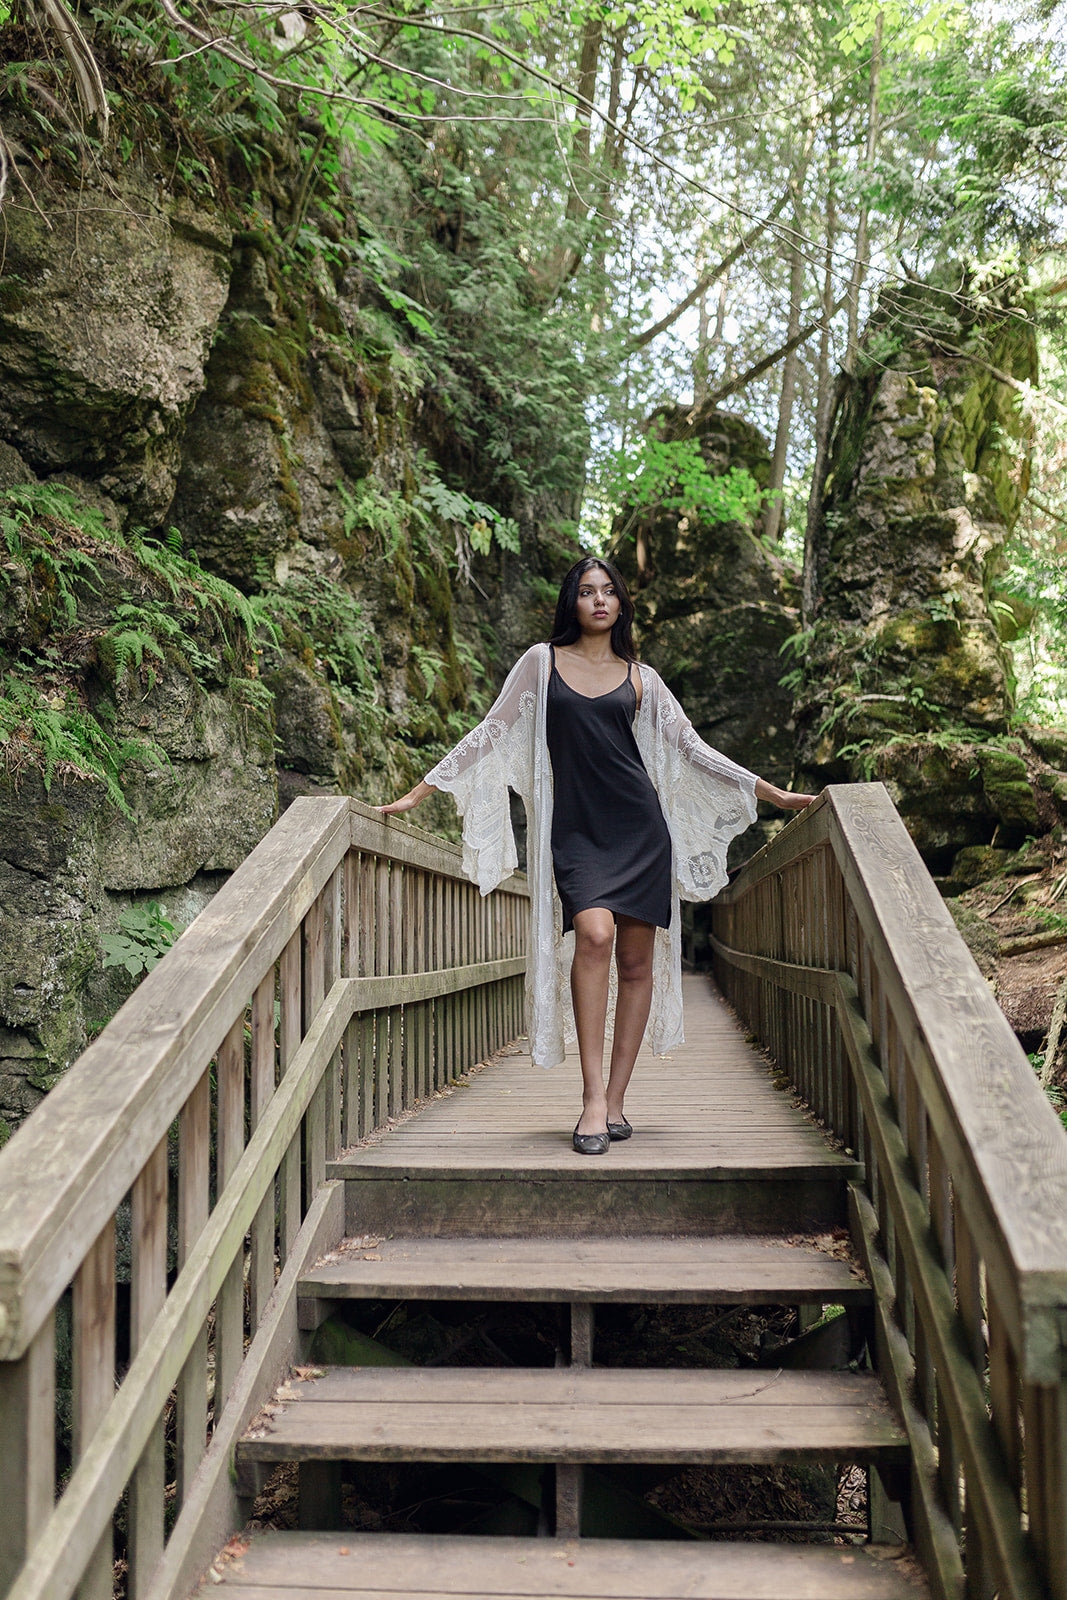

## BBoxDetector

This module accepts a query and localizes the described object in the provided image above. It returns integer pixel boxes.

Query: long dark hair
[549,556,637,661]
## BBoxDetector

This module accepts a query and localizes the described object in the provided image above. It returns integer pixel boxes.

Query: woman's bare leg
[605,914,656,1123]
[570,907,615,1135]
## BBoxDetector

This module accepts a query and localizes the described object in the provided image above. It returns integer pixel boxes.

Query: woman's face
[574,567,620,636]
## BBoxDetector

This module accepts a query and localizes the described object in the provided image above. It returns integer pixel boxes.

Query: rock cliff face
[797,277,1067,871]
[611,403,799,791]
[0,151,578,1131]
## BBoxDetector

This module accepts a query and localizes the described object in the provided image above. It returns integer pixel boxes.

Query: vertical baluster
[278,932,303,1260]
[468,883,478,1070]
[421,873,434,1096]
[403,868,418,1105]
[456,877,464,1075]
[954,1210,985,1377]
[0,1312,55,1596]
[814,848,830,1134]
[827,858,847,1145]
[375,859,391,1126]
[73,1218,116,1600]
[176,1069,210,1505]
[801,856,813,1110]
[389,865,404,1115]
[324,863,344,1158]
[428,876,441,1088]
[249,971,277,1325]
[926,1135,960,1533]
[955,1208,991,1592]
[341,849,360,1148]
[492,895,503,1053]
[359,854,377,1136]
[439,878,450,1086]
[478,890,488,1064]
[1022,1380,1067,1600]
[457,889,463,1075]
[216,1014,246,1412]
[304,893,328,1202]
[987,1284,1022,1499]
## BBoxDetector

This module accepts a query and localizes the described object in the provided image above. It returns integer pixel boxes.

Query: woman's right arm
[377,779,436,816]
[375,644,544,817]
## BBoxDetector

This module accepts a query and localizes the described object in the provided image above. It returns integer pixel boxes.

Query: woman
[379,556,813,1154]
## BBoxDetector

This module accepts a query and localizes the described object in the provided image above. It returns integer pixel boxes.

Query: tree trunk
[803,112,839,625]
[762,154,811,543]
[845,10,883,372]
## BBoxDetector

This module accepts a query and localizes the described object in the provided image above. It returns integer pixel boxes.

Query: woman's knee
[616,947,653,985]
[573,911,615,962]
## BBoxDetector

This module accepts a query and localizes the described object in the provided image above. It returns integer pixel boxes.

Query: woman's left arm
[642,668,815,811]
[754,777,816,811]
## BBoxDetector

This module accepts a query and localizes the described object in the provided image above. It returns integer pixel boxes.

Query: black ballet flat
[607,1116,633,1141]
[572,1121,610,1156]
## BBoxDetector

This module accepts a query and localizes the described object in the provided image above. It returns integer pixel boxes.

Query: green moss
[0,1117,11,1148]
[978,748,1038,828]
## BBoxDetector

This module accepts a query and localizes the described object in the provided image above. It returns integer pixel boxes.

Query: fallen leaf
[363,1252,383,1261]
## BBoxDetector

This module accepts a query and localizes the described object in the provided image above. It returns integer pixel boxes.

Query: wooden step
[333,1162,860,1239]
[235,1366,907,1486]
[297,1234,871,1317]
[214,1530,930,1598]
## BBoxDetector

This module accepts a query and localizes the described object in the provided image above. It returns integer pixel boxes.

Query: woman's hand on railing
[754,779,817,811]
[376,780,437,816]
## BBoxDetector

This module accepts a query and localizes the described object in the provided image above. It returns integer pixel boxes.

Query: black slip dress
[545,644,673,934]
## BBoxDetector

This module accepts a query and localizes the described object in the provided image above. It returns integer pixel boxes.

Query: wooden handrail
[713,782,1067,1600]
[0,796,529,1600]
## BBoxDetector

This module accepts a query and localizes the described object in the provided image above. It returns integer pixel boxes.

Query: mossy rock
[1026,726,1067,769]
[949,845,1014,888]
[978,747,1038,830]
[945,900,1000,976]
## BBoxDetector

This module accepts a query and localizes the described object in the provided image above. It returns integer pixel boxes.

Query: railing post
[0,1314,55,1595]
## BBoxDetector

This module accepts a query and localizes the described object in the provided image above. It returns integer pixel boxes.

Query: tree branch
[705,292,850,408]
[629,186,792,351]
[34,0,110,138]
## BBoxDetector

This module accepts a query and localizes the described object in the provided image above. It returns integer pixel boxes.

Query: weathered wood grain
[72,1218,116,1600]
[214,1529,931,1599]
[217,1014,247,1412]
[2,984,355,1600]
[0,1313,54,1595]
[0,797,352,1360]
[129,1137,168,1597]
[834,981,1044,1600]
[297,1234,871,1307]
[236,1364,907,1467]
[177,1070,210,1509]
[249,974,277,1331]
[848,1185,965,1600]
[143,1183,345,1600]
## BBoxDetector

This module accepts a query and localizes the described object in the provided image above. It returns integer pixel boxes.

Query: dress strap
[548,643,556,672]
[626,659,633,684]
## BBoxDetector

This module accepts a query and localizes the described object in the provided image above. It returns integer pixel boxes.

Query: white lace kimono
[425,642,758,1069]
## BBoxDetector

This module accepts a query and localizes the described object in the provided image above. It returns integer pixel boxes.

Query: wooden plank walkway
[330,973,861,1237]
[338,974,850,1170]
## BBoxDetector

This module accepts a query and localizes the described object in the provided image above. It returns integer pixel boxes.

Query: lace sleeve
[637,667,759,901]
[423,644,543,894]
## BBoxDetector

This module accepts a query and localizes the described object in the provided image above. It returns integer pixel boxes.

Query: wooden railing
[0,798,528,1600]
[712,783,1067,1600]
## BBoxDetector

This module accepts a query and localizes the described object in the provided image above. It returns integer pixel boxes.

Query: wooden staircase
[5,791,1064,1600]
[220,977,930,1600]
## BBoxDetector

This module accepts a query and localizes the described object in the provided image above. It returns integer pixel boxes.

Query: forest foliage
[1,0,1066,713]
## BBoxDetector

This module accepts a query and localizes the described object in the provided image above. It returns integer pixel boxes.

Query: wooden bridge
[0,788,1065,1600]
